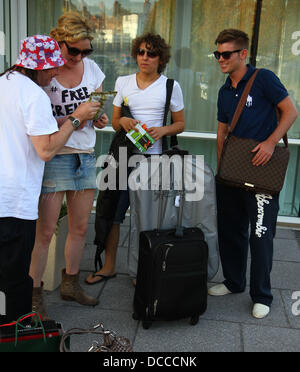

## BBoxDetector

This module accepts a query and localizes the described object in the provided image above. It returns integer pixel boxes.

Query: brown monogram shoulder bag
[216,69,289,195]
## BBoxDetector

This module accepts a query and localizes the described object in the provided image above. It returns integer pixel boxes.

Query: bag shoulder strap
[229,69,288,148]
[163,78,174,127]
[162,79,178,151]
[229,69,259,133]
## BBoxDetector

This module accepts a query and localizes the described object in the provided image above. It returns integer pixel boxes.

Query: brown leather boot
[32,282,51,320]
[60,269,99,306]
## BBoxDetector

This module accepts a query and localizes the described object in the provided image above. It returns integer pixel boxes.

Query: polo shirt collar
[224,64,256,88]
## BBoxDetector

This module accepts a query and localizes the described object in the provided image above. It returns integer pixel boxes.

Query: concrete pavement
[44,213,300,352]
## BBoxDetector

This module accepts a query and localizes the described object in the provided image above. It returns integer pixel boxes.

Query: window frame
[8,0,300,224]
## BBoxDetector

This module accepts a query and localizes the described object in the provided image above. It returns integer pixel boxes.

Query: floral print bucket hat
[15,35,66,70]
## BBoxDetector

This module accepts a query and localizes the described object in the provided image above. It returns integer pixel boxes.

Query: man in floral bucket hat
[0,35,101,324]
[15,35,66,70]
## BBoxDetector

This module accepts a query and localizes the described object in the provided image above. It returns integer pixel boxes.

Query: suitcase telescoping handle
[175,189,184,237]
[156,160,185,238]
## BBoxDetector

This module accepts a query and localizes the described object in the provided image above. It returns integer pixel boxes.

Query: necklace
[136,73,160,90]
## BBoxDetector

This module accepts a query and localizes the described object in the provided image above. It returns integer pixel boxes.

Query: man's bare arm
[252,96,298,166]
[30,101,100,162]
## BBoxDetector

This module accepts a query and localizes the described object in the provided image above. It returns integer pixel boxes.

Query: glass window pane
[61,0,174,91]
[26,0,299,216]
[0,0,10,71]
[257,0,300,216]
[27,0,64,36]
[27,0,256,133]
[27,0,256,132]
[257,0,300,139]
[168,0,256,133]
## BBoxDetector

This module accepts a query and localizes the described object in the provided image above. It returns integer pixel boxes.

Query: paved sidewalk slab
[205,287,289,328]
[42,222,300,353]
[133,319,242,352]
[280,289,300,329]
[243,324,300,352]
[48,303,136,352]
[273,238,300,262]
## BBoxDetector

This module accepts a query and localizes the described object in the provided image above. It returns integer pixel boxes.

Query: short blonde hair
[50,12,93,43]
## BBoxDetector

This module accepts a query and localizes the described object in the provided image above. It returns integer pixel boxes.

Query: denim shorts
[41,153,96,194]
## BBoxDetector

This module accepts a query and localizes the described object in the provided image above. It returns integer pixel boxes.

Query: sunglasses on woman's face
[213,49,242,60]
[137,48,159,58]
[64,41,93,57]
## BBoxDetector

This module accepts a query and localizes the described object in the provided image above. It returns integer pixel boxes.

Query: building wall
[2,0,300,217]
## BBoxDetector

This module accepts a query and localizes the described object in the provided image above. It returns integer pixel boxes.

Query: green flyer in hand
[126,123,155,153]
[88,91,117,120]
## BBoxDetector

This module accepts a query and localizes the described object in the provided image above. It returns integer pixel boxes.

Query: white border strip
[95,128,300,226]
[96,127,300,145]
[90,204,300,229]
[277,216,300,229]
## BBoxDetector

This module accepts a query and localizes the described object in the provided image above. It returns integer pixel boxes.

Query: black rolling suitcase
[132,187,208,329]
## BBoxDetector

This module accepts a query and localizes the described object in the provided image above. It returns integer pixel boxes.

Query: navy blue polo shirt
[217,64,288,141]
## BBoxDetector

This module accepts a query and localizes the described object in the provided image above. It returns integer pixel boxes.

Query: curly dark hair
[131,33,171,73]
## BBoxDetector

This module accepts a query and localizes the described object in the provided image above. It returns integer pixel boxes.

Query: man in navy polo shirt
[209,29,298,319]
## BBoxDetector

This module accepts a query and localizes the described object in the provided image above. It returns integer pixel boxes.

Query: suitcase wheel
[142,320,152,329]
[132,312,139,321]
[190,315,199,326]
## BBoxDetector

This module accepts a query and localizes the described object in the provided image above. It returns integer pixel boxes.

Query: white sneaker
[208,284,232,296]
[252,303,270,319]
